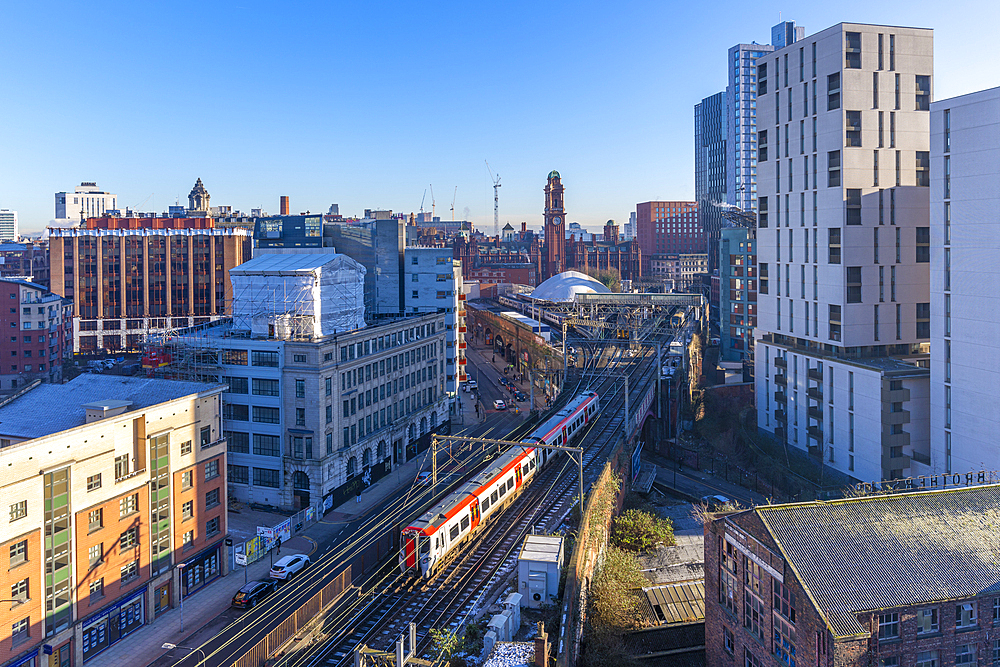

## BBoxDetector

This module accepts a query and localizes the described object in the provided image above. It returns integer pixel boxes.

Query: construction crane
[485,160,501,238]
[429,184,435,218]
[419,189,427,215]
[451,186,457,221]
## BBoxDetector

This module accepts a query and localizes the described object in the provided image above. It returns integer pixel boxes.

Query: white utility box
[517,534,564,608]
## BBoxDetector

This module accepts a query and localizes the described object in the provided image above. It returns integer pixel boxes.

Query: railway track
[279,338,664,667]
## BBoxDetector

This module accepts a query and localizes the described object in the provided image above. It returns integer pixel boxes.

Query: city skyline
[3,0,997,234]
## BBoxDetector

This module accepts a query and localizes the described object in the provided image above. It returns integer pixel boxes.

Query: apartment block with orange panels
[0,374,225,667]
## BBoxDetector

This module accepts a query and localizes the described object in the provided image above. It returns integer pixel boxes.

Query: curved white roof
[529,270,611,303]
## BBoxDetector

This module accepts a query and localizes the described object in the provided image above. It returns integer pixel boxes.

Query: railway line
[274,337,665,667]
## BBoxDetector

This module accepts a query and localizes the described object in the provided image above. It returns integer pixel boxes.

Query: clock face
[552,217,562,225]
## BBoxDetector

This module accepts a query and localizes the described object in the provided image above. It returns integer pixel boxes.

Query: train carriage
[400,391,599,578]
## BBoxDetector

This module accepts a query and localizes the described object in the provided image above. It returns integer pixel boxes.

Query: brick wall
[173,454,226,558]
[0,529,43,663]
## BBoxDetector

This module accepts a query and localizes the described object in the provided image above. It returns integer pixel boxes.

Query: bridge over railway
[167,314,690,667]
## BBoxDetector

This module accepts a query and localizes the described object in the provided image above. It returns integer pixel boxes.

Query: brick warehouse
[705,485,1000,667]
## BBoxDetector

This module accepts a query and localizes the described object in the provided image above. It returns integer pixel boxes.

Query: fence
[231,505,318,571]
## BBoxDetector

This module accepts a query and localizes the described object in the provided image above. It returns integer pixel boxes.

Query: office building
[54,183,117,223]
[647,253,709,290]
[929,86,1000,474]
[719,228,757,366]
[0,375,225,667]
[624,211,636,241]
[168,252,448,511]
[0,210,17,242]
[755,23,934,483]
[695,91,729,273]
[48,219,253,353]
[0,241,49,288]
[0,278,72,391]
[404,247,466,392]
[635,201,703,275]
[706,484,1000,667]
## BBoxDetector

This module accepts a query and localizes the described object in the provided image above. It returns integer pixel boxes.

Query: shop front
[181,542,222,596]
[81,586,146,663]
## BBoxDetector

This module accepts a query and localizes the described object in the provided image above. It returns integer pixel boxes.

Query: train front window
[419,537,430,555]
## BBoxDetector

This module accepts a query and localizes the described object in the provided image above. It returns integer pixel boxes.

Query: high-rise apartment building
[635,201,702,276]
[54,183,117,222]
[929,86,1000,474]
[48,219,253,352]
[695,91,729,273]
[755,23,933,483]
[404,247,466,393]
[0,210,18,242]
[0,375,225,666]
[719,227,757,366]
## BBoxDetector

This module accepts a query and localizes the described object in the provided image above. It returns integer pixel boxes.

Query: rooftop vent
[82,399,133,423]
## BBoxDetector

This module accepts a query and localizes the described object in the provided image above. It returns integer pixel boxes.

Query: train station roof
[529,270,610,303]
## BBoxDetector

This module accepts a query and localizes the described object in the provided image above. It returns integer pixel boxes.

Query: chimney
[280,196,290,215]
[521,222,527,234]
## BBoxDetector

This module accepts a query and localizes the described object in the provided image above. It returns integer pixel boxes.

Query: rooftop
[529,270,611,303]
[754,484,1000,637]
[0,375,222,440]
[229,251,349,274]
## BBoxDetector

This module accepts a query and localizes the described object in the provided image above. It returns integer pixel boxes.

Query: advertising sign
[256,526,274,540]
[235,553,247,566]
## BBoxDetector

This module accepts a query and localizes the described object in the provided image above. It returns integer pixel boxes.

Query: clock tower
[544,170,565,279]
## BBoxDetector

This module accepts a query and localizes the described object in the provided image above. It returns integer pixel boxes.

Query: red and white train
[400,391,600,578]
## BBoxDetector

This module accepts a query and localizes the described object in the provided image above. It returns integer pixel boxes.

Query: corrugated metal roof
[643,579,705,625]
[757,485,1000,638]
[230,251,356,274]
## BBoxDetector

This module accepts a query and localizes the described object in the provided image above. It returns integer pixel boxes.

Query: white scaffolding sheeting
[230,252,366,338]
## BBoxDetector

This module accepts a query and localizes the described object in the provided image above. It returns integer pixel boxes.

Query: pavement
[643,449,769,508]
[90,353,527,667]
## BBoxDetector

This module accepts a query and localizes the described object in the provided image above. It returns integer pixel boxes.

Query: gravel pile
[482,641,534,667]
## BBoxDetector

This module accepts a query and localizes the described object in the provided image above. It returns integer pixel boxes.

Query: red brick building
[0,278,72,392]
[706,484,1000,667]
[635,201,703,274]
[464,263,538,286]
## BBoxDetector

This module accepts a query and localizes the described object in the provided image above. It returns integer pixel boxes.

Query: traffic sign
[235,553,247,566]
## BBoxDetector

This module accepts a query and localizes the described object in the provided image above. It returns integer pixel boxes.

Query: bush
[611,509,675,552]
[583,547,646,667]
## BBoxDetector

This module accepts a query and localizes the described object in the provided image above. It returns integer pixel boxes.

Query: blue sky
[2,0,997,235]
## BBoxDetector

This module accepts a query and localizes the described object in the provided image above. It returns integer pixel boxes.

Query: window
[87,473,102,491]
[223,403,249,421]
[252,406,280,423]
[182,500,194,520]
[956,602,978,629]
[12,617,29,644]
[254,434,281,456]
[916,227,930,262]
[878,612,900,640]
[180,470,192,490]
[846,189,862,225]
[773,581,796,622]
[724,626,734,655]
[226,431,250,454]
[229,464,249,485]
[758,62,768,95]
[115,453,131,479]
[11,578,28,603]
[759,130,768,162]
[828,150,841,187]
[956,644,976,665]
[773,614,796,666]
[828,228,842,264]
[183,530,194,548]
[917,607,939,635]
[828,73,841,110]
[222,376,248,394]
[88,508,103,533]
[846,111,862,147]
[120,527,138,550]
[222,349,248,365]
[10,540,26,566]
[829,305,842,342]
[9,500,26,522]
[206,516,220,537]
[944,108,951,153]
[879,659,899,667]
[120,560,139,584]
[251,378,280,396]
[293,353,306,363]
[744,590,766,641]
[251,350,279,367]
[181,439,193,455]
[205,488,220,509]
[88,543,103,567]
[915,75,930,110]
[845,31,861,68]
[205,458,220,480]
[847,267,862,303]
[916,651,938,667]
[296,407,306,426]
[89,578,104,599]
[745,649,764,667]
[253,467,280,488]
[916,151,930,187]
[295,379,305,398]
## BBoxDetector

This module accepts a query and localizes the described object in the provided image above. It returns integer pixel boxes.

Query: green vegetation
[581,547,645,667]
[585,268,622,293]
[611,509,675,552]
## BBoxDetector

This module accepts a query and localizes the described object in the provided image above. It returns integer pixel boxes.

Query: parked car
[513,390,527,402]
[465,379,478,392]
[232,579,278,608]
[493,399,507,411]
[270,554,311,580]
[416,471,433,486]
[701,495,731,510]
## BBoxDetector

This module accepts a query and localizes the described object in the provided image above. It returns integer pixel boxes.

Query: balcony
[882,431,910,448]
[459,326,467,333]
[807,406,823,421]
[774,409,787,423]
[807,368,823,383]
[881,387,910,402]
[774,357,786,369]
[774,391,787,403]
[807,425,823,441]
[884,409,910,425]
[201,437,227,451]
[774,426,786,440]
[458,293,466,301]
[773,373,787,386]
[806,387,823,401]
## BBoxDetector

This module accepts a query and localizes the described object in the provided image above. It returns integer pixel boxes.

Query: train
[399,391,600,578]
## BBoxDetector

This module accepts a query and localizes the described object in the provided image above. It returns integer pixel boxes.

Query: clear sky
[2,0,997,235]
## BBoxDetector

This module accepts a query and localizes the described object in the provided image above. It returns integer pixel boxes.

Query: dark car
[232,579,278,608]
[513,390,527,402]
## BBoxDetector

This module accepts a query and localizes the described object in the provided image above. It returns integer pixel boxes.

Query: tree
[611,509,675,552]
[586,267,621,293]
[428,628,461,662]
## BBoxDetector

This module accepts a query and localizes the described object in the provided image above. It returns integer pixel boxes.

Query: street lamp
[177,563,187,632]
[162,642,207,666]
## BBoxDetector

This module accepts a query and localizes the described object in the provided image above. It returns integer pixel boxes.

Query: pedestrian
[276,536,282,555]
[356,488,362,504]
